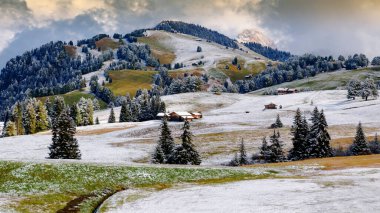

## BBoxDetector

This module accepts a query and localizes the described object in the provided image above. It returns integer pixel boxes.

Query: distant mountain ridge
[237,29,276,48]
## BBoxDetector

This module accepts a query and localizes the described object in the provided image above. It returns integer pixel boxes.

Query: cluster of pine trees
[2,96,97,137]
[108,89,166,123]
[234,54,347,93]
[153,67,206,95]
[152,118,201,165]
[347,78,378,101]
[244,42,292,62]
[2,99,49,137]
[228,107,333,166]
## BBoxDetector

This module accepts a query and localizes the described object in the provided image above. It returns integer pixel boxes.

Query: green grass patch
[106,70,156,96]
[37,91,107,109]
[216,59,266,82]
[0,161,269,212]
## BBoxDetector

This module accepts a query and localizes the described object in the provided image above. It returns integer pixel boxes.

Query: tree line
[2,96,98,137]
[228,107,380,166]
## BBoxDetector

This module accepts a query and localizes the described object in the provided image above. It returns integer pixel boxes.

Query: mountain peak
[237,29,275,48]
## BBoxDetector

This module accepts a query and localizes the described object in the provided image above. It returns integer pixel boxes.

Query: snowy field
[1,90,380,165]
[103,168,380,213]
[145,30,265,70]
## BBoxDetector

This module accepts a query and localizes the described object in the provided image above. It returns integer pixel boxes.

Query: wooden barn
[264,103,277,110]
[157,111,203,122]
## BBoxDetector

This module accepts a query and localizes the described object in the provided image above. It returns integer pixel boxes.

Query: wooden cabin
[264,103,277,110]
[191,112,203,119]
[157,111,202,122]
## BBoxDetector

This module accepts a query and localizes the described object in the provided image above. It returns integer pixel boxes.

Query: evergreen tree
[52,96,65,124]
[158,117,175,160]
[288,109,309,160]
[259,137,271,162]
[70,104,82,126]
[108,107,116,123]
[13,102,24,135]
[307,107,320,157]
[35,101,49,132]
[308,109,332,158]
[119,101,128,122]
[3,121,16,137]
[168,120,201,165]
[23,102,36,134]
[268,130,285,163]
[275,114,283,128]
[151,145,165,164]
[239,139,248,165]
[369,133,380,154]
[95,117,100,125]
[350,122,371,155]
[48,108,81,159]
[228,153,240,166]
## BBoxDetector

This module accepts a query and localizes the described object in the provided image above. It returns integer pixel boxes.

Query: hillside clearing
[216,59,266,82]
[106,70,156,96]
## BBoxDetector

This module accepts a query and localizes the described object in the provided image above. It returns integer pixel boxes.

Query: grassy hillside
[106,70,156,96]
[138,36,176,65]
[38,90,107,109]
[0,161,269,212]
[213,59,267,82]
[253,66,380,94]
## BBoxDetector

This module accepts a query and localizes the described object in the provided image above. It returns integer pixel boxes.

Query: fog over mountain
[1,0,380,67]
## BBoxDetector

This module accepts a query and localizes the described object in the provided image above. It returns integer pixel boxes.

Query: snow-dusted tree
[35,100,49,132]
[151,145,165,164]
[308,108,332,158]
[169,120,201,165]
[197,46,202,52]
[157,117,175,161]
[95,117,100,125]
[371,56,380,66]
[349,122,371,155]
[23,102,36,134]
[239,139,249,165]
[12,102,24,135]
[268,130,285,163]
[3,121,16,137]
[259,137,271,162]
[92,98,101,110]
[361,78,378,101]
[52,96,65,124]
[48,108,81,159]
[275,114,283,128]
[228,153,240,166]
[119,101,129,122]
[70,104,81,126]
[369,133,380,154]
[288,109,309,160]
[108,107,116,123]
[346,79,362,100]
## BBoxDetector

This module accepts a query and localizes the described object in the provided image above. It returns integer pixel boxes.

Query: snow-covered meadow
[103,168,380,213]
[1,90,380,165]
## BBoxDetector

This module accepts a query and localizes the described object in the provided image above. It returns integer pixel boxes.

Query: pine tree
[239,138,248,165]
[23,102,36,134]
[95,117,100,125]
[307,107,320,157]
[228,153,240,166]
[151,145,165,164]
[168,120,201,165]
[48,108,81,159]
[3,121,16,137]
[158,117,175,160]
[259,137,271,162]
[268,130,285,163]
[317,110,333,157]
[13,102,24,135]
[52,96,65,125]
[369,133,380,154]
[35,101,49,132]
[288,109,309,160]
[119,101,128,122]
[70,104,82,126]
[108,107,116,123]
[275,114,283,128]
[350,122,371,155]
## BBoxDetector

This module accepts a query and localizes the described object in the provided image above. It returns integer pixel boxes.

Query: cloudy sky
[1,0,380,67]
